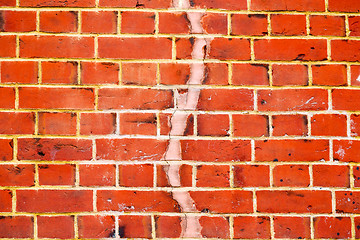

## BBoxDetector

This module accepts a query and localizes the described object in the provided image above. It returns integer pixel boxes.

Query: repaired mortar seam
[161,0,212,238]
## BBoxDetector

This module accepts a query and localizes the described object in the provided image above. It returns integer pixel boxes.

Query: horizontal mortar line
[0,186,356,191]
[0,160,356,166]
[5,84,360,90]
[2,57,360,64]
[1,109,360,115]
[0,212,358,218]
[2,58,360,65]
[3,32,360,40]
[3,134,360,140]
[1,6,360,15]
[3,58,360,65]
[3,161,360,166]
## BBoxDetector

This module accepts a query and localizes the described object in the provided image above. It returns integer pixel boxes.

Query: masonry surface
[2,0,360,239]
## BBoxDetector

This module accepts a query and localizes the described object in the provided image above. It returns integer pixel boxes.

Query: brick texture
[0,0,358,238]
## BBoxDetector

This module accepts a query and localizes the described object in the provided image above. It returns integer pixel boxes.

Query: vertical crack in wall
[162,0,211,238]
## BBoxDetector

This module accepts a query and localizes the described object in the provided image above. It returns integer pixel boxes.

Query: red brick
[160,113,194,136]
[38,112,76,135]
[233,115,269,137]
[80,164,116,186]
[119,113,157,135]
[175,38,194,59]
[99,0,171,8]
[99,37,171,59]
[349,16,360,36]
[310,15,345,36]
[208,38,251,60]
[122,62,157,85]
[0,11,36,32]
[197,114,229,136]
[231,14,268,36]
[190,190,253,213]
[351,114,360,136]
[160,63,228,85]
[351,65,360,86]
[157,164,192,187]
[312,65,347,86]
[272,115,308,136]
[311,114,347,136]
[200,216,230,238]
[160,63,190,85]
[333,140,360,162]
[258,89,328,111]
[78,215,115,238]
[332,40,360,61]
[271,14,306,36]
[201,13,227,34]
[0,36,16,57]
[181,140,251,162]
[159,12,189,34]
[119,164,153,187]
[155,216,182,238]
[255,39,327,61]
[96,138,167,161]
[273,165,310,187]
[18,138,92,161]
[176,38,251,60]
[354,166,360,187]
[38,216,74,239]
[19,87,94,110]
[198,89,253,111]
[192,0,247,10]
[314,217,351,239]
[21,0,95,7]
[272,64,308,86]
[121,11,155,34]
[42,61,78,84]
[80,113,116,135]
[0,216,33,238]
[196,165,230,187]
[203,63,229,85]
[81,62,119,84]
[251,0,325,11]
[40,11,77,33]
[118,215,152,238]
[333,89,360,110]
[329,0,360,12]
[313,165,349,187]
[274,217,311,239]
[0,139,13,161]
[20,36,94,58]
[38,164,75,186]
[232,64,269,85]
[0,87,15,109]
[0,190,12,212]
[1,61,37,84]
[257,190,332,213]
[97,190,179,212]
[99,88,173,110]
[0,0,15,6]
[82,11,117,34]
[356,217,360,238]
[0,164,34,186]
[255,140,329,162]
[234,165,270,187]
[17,190,93,212]
[0,112,34,134]
[337,191,360,213]
[233,216,271,239]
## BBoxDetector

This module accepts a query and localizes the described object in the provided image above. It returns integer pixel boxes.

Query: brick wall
[1,0,360,238]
